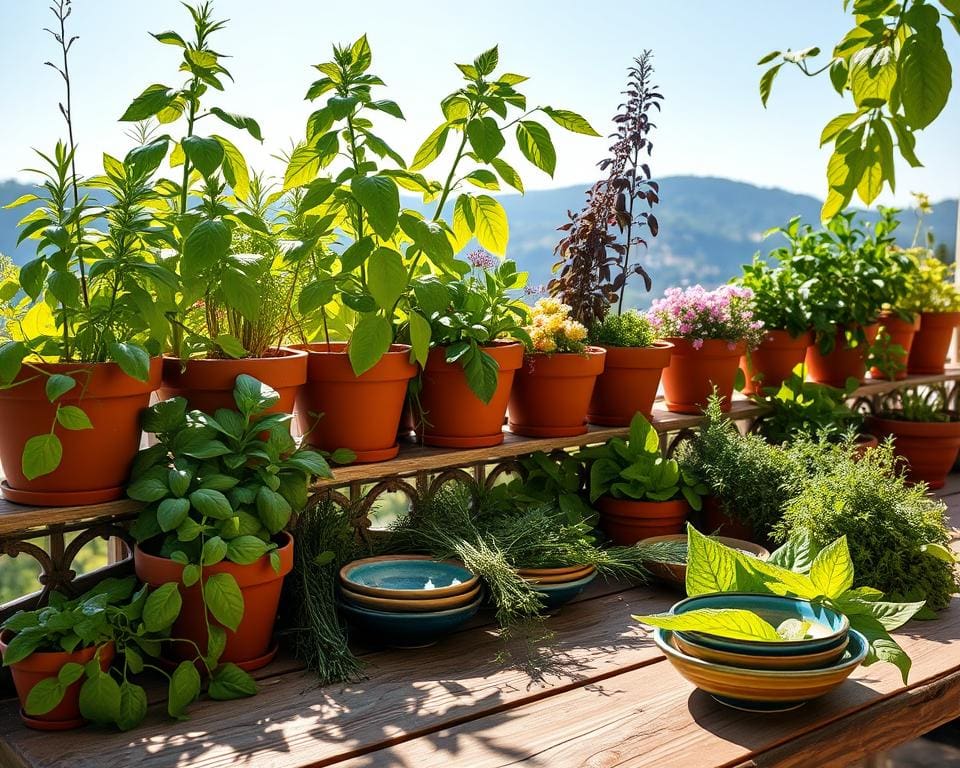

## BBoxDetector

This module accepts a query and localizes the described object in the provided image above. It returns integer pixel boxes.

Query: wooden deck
[1,485,958,767]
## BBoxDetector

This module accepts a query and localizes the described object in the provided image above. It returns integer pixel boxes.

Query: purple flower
[467,249,497,270]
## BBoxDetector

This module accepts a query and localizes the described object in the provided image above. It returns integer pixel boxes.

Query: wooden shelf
[1,369,958,537]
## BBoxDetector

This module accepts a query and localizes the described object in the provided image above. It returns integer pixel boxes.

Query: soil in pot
[908,311,960,375]
[134,531,294,671]
[508,347,606,437]
[739,330,812,396]
[587,342,672,426]
[870,312,920,380]
[0,358,162,506]
[597,496,688,545]
[866,414,960,489]
[159,347,307,415]
[295,343,416,463]
[661,338,745,414]
[418,342,523,448]
[805,324,878,387]
[0,631,114,730]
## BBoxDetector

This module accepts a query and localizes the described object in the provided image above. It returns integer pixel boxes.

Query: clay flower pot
[870,311,920,380]
[0,631,114,730]
[0,358,162,506]
[587,342,673,425]
[508,347,606,437]
[134,531,294,671]
[852,433,879,459]
[418,342,523,448]
[739,330,812,395]
[699,496,756,543]
[805,324,878,387]
[597,496,689,545]
[159,347,308,415]
[295,343,416,463]
[908,311,960,375]
[866,415,960,489]
[661,338,746,414]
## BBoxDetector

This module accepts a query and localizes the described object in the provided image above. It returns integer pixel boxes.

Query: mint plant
[755,373,863,444]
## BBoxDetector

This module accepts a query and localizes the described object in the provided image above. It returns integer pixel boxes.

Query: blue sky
[0,0,958,205]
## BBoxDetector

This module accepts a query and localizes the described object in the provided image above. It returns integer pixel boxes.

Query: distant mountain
[2,175,956,309]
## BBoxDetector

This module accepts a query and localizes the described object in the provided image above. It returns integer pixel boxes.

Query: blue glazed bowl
[338,594,482,648]
[655,627,867,713]
[340,556,478,600]
[672,593,849,656]
[532,571,597,609]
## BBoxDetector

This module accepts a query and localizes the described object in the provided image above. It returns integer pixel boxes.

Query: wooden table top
[2,482,959,768]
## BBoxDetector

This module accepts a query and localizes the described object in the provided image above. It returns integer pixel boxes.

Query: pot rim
[0,630,112,669]
[162,346,308,365]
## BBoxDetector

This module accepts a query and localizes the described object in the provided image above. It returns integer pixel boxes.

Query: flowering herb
[647,285,765,350]
[901,249,960,314]
[523,298,588,354]
[589,310,656,348]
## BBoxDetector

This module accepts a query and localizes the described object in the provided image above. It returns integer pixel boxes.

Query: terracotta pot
[134,531,294,671]
[0,358,161,506]
[508,347,606,437]
[699,496,756,542]
[908,311,960,375]
[805,324,879,388]
[419,342,523,448]
[870,311,920,380]
[739,330,812,395]
[661,338,746,414]
[597,496,689,545]
[866,414,960,489]
[853,433,879,459]
[159,348,307,415]
[587,342,673,425]
[0,631,114,730]
[294,343,416,463]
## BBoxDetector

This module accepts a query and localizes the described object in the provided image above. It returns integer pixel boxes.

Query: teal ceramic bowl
[340,556,478,600]
[339,594,482,648]
[533,571,597,609]
[655,627,867,713]
[672,593,849,656]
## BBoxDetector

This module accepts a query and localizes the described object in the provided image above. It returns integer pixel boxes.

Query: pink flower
[692,338,704,350]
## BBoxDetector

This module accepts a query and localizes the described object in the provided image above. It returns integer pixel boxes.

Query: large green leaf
[351,175,400,240]
[408,310,432,367]
[215,134,251,200]
[190,488,235,520]
[181,135,224,177]
[203,572,244,632]
[78,671,122,725]
[466,117,505,162]
[411,123,449,171]
[209,108,263,141]
[208,663,258,700]
[22,434,63,480]
[685,525,739,596]
[220,267,260,322]
[367,248,408,310]
[542,107,600,136]
[167,660,201,719]
[900,31,952,129]
[108,342,151,382]
[809,536,855,598]
[347,315,393,376]
[143,582,182,632]
[472,195,509,255]
[116,681,148,731]
[256,486,292,534]
[25,678,65,716]
[634,608,781,641]
[120,84,177,121]
[515,120,556,176]
[182,219,230,278]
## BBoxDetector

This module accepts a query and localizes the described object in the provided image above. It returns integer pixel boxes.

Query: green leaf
[411,123,449,171]
[757,50,781,65]
[473,45,499,76]
[216,134,251,200]
[472,195,509,256]
[156,497,190,532]
[78,671,122,725]
[47,269,80,307]
[409,310,432,367]
[181,135,224,177]
[202,535,228,566]
[190,488,235,520]
[830,58,850,94]
[256,486,292,534]
[226,535,270,565]
[45,374,75,403]
[685,525,741,596]
[463,346,500,404]
[107,342,151,382]
[22,434,63,480]
[208,662,258,700]
[209,108,263,141]
[466,117,505,163]
[857,158,884,204]
[168,660,201,719]
[809,536,855,598]
[367,248,408,310]
[143,582,182,632]
[0,341,27,386]
[634,608,781,641]
[127,473,169,502]
[233,373,280,414]
[57,662,85,686]
[120,84,177,121]
[203,572,244,632]
[214,333,247,359]
[25,678,65,716]
[464,169,500,190]
[348,314,394,376]
[921,543,957,563]
[820,111,866,147]
[0,630,43,665]
[759,64,783,107]
[182,563,200,587]
[767,532,821,573]
[542,107,600,136]
[182,219,230,278]
[515,121,556,176]
[116,681,148,731]
[206,624,227,668]
[141,398,187,434]
[351,175,400,240]
[900,32,952,129]
[221,267,260,322]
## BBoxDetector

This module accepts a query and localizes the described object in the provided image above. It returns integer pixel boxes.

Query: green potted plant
[508,298,605,437]
[732,229,812,395]
[577,413,707,545]
[866,387,960,489]
[902,249,960,374]
[129,375,333,671]
[550,52,671,426]
[0,4,168,505]
[408,254,529,447]
[647,285,765,413]
[119,3,307,414]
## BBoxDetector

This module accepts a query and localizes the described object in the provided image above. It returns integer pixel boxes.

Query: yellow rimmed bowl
[339,582,483,613]
[339,555,479,600]
[673,632,850,670]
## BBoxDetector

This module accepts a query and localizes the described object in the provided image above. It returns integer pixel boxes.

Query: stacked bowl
[518,564,597,609]
[655,593,867,712]
[338,555,482,648]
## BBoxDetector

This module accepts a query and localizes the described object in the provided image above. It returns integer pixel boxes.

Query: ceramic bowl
[655,627,867,712]
[339,555,479,600]
[532,570,598,609]
[673,632,850,670]
[339,595,483,648]
[519,565,596,584]
[339,582,483,613]
[639,534,770,587]
[672,593,849,656]
[516,564,589,577]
